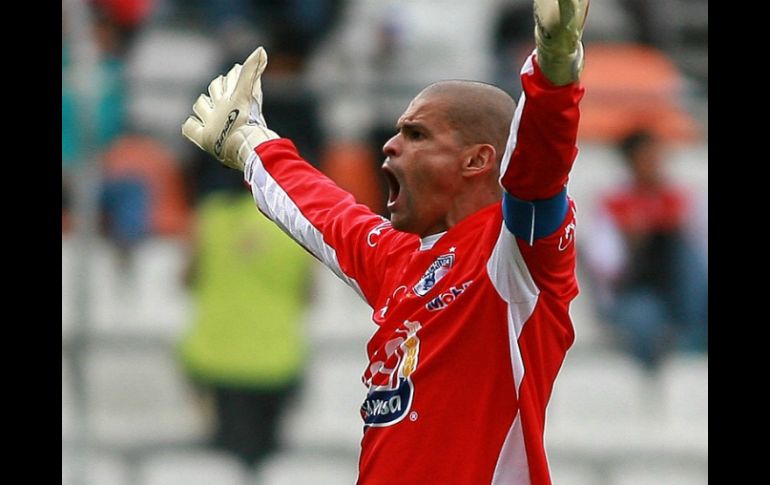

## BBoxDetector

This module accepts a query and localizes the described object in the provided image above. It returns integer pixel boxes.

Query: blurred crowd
[63,0,707,471]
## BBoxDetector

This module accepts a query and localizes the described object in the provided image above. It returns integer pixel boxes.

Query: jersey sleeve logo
[413,254,455,296]
[558,207,577,251]
[361,320,422,427]
[367,219,392,247]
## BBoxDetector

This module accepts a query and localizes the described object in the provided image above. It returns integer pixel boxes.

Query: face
[381,95,469,236]
[630,140,664,187]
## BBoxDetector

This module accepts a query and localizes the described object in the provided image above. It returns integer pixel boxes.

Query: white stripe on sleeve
[244,151,366,301]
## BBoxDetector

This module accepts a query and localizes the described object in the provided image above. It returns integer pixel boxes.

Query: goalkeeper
[183,1,589,483]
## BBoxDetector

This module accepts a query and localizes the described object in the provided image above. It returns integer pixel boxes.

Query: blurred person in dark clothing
[491,1,535,100]
[584,130,707,370]
[186,0,342,65]
[618,0,675,49]
[99,133,191,269]
[90,0,156,54]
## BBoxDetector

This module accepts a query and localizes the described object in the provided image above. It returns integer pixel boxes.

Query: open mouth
[382,165,401,209]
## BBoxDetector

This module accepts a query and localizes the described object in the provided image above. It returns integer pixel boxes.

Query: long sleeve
[501,52,584,200]
[243,138,406,307]
[498,52,584,245]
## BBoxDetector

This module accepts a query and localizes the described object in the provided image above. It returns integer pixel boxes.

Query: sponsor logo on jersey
[361,320,422,427]
[413,254,454,296]
[425,280,473,312]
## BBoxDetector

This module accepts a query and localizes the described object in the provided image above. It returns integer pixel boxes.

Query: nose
[382,133,401,158]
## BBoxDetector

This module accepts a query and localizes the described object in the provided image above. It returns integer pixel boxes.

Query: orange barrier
[578,43,701,143]
[320,141,387,215]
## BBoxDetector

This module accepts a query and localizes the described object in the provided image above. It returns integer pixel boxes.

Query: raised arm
[499,0,588,245]
[181,47,398,307]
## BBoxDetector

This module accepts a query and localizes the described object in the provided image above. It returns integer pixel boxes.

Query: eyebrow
[396,121,429,134]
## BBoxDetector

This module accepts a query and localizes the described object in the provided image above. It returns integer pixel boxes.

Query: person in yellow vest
[179,170,311,466]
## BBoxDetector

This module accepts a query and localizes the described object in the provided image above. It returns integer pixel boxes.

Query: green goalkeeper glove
[533,0,590,86]
[182,46,279,172]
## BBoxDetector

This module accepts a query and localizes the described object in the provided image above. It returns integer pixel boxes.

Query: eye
[403,127,425,141]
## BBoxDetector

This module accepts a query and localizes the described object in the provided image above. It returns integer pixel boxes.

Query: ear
[461,144,497,178]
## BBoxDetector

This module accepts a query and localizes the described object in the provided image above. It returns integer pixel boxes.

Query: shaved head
[414,80,516,165]
[382,80,517,236]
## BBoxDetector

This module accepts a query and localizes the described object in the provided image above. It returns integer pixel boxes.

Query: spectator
[99,133,191,269]
[184,0,342,66]
[90,0,156,55]
[491,1,535,99]
[618,0,675,49]
[62,7,128,232]
[584,129,708,371]
[178,168,312,467]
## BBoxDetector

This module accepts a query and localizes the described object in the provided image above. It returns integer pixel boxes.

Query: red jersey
[602,183,690,235]
[243,53,584,485]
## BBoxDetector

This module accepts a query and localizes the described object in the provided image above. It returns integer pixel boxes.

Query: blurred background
[62,0,707,484]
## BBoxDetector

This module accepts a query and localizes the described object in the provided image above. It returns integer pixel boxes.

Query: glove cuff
[535,40,584,86]
[225,125,280,171]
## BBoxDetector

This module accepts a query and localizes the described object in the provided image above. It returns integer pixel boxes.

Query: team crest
[413,254,455,297]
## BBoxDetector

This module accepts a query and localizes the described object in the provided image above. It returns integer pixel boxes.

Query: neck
[438,184,502,234]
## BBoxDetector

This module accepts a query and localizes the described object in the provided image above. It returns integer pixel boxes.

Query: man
[584,129,708,371]
[179,167,311,466]
[182,0,589,483]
